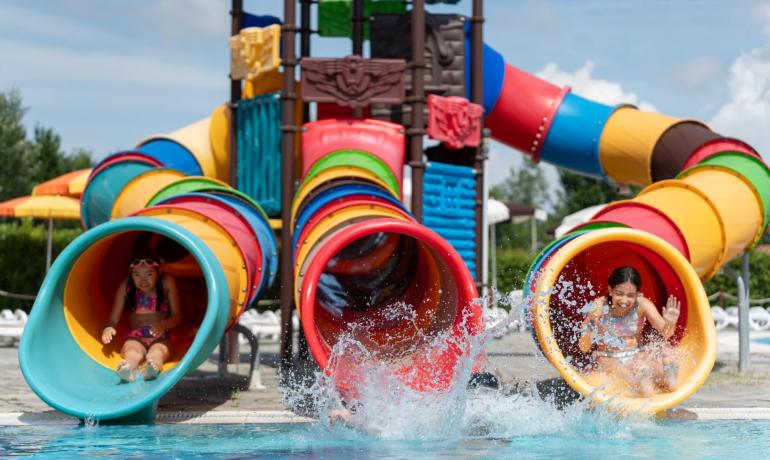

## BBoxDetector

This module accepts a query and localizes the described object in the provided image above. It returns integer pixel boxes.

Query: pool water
[3,419,770,458]
[753,337,770,346]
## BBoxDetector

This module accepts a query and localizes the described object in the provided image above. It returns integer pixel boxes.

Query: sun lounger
[0,309,28,346]
[749,306,770,331]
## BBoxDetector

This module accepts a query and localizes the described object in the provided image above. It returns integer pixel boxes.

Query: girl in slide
[578,266,681,396]
[101,255,182,382]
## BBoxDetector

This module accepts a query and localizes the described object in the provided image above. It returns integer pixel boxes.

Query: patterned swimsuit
[592,300,645,364]
[124,289,170,347]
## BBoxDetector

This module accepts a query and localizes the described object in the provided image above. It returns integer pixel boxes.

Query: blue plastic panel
[423,161,478,278]
[236,93,282,217]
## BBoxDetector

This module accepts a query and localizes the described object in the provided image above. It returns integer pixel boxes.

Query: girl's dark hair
[125,256,165,312]
[608,266,642,290]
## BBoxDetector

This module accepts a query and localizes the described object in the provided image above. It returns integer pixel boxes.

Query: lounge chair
[0,309,27,346]
[710,306,732,331]
[749,306,770,331]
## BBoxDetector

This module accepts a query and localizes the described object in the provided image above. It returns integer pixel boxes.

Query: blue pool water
[754,337,770,346]
[3,419,770,458]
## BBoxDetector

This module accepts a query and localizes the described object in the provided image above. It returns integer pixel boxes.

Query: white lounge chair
[717,305,770,331]
[725,306,741,329]
[0,308,27,346]
[238,309,299,345]
[749,306,770,331]
[711,306,731,330]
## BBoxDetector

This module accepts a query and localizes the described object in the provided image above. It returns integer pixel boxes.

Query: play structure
[19,0,770,421]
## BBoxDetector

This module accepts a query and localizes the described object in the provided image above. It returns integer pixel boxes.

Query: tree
[0,89,93,201]
[0,90,32,201]
[29,126,64,185]
[490,158,553,251]
[555,169,629,217]
[491,157,552,208]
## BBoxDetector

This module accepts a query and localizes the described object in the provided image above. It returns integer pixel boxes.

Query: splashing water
[281,291,658,441]
[82,414,99,428]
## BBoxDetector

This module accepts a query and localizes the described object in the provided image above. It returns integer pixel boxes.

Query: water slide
[473,41,770,414]
[19,107,279,423]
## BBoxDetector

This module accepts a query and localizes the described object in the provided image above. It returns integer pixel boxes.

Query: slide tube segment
[138,117,219,180]
[538,93,619,180]
[301,118,406,187]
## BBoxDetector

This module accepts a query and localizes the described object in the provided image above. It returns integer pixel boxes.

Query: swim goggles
[129,258,160,269]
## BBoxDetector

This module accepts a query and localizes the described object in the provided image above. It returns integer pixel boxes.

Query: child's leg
[660,346,679,391]
[118,340,146,382]
[144,341,170,380]
[629,352,657,397]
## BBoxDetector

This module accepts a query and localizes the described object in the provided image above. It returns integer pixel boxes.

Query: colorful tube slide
[295,118,483,392]
[473,40,770,414]
[19,112,278,423]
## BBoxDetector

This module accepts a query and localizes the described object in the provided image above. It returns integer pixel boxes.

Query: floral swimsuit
[124,289,170,347]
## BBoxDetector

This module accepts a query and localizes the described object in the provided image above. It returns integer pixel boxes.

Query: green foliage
[0,90,30,201]
[0,220,83,311]
[704,250,770,300]
[555,169,629,217]
[491,247,533,295]
[491,158,551,208]
[0,89,93,202]
[491,158,556,252]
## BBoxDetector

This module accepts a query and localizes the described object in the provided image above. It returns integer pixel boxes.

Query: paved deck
[2,330,770,423]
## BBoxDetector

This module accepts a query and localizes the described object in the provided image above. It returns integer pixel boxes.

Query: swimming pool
[753,337,770,346]
[3,418,770,458]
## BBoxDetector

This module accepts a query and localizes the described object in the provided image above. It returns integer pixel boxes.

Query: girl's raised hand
[101,326,116,344]
[663,295,681,323]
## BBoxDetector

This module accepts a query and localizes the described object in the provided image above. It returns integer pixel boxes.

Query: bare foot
[662,363,679,391]
[116,361,136,383]
[329,409,352,426]
[144,360,160,381]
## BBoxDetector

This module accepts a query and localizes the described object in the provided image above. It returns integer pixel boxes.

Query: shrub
[491,247,533,296]
[705,250,770,301]
[0,220,82,311]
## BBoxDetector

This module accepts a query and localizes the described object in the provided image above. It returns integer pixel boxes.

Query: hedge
[0,220,83,310]
[491,247,533,296]
[704,250,770,301]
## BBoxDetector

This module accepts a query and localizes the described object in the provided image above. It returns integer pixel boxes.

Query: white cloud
[666,57,727,92]
[148,0,229,41]
[709,45,770,159]
[757,2,770,37]
[536,60,657,112]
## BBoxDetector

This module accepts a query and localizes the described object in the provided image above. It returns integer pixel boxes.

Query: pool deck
[2,330,770,424]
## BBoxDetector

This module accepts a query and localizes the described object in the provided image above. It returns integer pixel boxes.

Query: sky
[2,0,770,190]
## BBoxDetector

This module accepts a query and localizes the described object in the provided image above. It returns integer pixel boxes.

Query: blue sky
[2,0,769,188]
